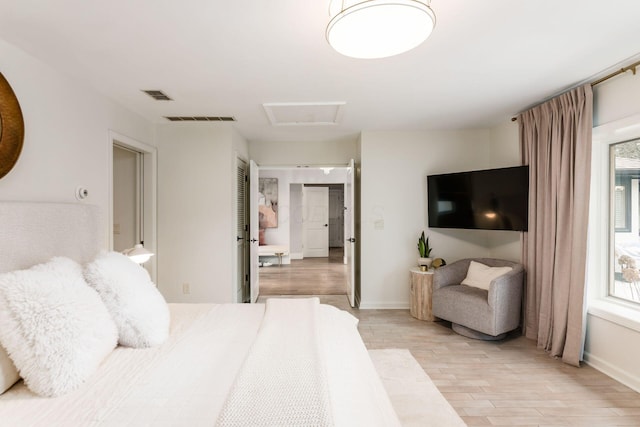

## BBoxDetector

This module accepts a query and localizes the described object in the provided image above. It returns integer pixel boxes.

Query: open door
[249,160,260,303]
[345,159,356,307]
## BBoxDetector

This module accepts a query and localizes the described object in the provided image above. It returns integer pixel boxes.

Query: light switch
[374,219,384,230]
[113,223,121,235]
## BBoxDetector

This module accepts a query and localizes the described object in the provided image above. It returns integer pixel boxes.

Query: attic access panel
[263,102,345,126]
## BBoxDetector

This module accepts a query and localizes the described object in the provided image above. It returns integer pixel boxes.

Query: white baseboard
[359,301,410,310]
[290,252,303,260]
[583,351,640,393]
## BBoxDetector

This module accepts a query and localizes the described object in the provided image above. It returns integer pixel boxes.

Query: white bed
[0,202,400,426]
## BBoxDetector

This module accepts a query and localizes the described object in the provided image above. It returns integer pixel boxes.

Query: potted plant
[417,231,433,271]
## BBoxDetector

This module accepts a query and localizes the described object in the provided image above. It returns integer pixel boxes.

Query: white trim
[588,113,640,322]
[108,130,157,282]
[588,299,640,333]
[290,252,304,260]
[593,113,640,144]
[358,301,410,310]
[583,351,640,393]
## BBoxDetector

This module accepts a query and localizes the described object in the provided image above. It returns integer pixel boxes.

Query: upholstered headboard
[0,202,102,273]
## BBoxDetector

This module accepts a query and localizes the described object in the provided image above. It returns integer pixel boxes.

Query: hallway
[258,247,347,296]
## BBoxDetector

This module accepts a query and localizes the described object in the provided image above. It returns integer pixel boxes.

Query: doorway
[110,132,157,281]
[112,145,139,253]
[252,164,357,306]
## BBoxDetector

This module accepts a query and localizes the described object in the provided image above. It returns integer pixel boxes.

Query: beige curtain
[518,84,592,367]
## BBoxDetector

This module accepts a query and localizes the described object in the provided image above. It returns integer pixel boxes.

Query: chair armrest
[433,260,471,290]
[487,266,524,310]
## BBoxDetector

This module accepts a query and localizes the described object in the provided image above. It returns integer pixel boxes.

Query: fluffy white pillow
[84,252,170,348]
[461,261,513,291]
[0,257,118,397]
[0,344,19,395]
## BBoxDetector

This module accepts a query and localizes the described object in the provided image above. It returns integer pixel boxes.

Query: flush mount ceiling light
[326,0,436,59]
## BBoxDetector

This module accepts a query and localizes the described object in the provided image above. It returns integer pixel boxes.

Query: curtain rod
[590,59,640,87]
[511,60,640,122]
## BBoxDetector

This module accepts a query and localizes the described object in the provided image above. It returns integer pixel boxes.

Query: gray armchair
[432,258,524,340]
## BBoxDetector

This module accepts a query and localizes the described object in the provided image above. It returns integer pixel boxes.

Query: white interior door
[345,159,356,307]
[303,186,329,258]
[249,160,260,303]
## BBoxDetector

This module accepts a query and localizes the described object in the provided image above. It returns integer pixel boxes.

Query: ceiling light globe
[327,0,436,59]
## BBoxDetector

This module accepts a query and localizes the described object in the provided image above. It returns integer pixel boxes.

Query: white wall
[250,139,358,166]
[584,72,640,391]
[359,130,496,309]
[487,121,522,261]
[594,72,640,127]
[156,123,248,303]
[0,38,155,248]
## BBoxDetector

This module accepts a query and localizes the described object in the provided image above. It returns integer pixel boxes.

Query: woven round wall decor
[0,72,24,179]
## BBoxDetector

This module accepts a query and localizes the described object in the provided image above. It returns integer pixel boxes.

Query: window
[611,139,640,303]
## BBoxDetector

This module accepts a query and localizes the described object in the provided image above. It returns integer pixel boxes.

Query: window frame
[588,114,640,332]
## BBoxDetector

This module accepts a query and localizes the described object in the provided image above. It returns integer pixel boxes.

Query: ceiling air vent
[164,116,236,122]
[142,90,173,101]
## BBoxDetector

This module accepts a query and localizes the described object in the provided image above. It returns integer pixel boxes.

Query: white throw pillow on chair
[461,261,512,291]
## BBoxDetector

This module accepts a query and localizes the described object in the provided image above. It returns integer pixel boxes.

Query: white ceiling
[1,0,640,143]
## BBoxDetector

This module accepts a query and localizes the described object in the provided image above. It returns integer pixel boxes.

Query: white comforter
[0,302,400,426]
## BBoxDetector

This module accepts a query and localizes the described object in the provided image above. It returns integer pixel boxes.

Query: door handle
[324,224,328,227]
[236,236,243,242]
[250,238,258,243]
[347,237,356,243]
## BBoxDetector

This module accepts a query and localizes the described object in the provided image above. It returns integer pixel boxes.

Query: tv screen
[427,166,529,231]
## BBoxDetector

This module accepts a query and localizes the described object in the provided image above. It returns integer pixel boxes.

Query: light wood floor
[257,293,640,427]
[259,247,347,295]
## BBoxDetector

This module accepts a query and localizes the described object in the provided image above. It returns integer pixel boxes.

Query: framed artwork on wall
[258,178,278,228]
[0,73,25,179]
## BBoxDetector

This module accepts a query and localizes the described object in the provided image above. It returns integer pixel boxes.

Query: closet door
[236,158,249,303]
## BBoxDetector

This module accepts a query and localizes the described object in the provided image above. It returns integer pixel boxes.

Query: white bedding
[0,302,400,427]
[217,298,333,426]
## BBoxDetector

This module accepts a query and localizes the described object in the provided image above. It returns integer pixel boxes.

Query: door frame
[250,163,359,307]
[108,130,158,281]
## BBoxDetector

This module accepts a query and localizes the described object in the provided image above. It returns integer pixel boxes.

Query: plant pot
[418,257,433,270]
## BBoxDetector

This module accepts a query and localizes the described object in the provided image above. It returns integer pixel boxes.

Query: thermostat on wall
[75,187,89,200]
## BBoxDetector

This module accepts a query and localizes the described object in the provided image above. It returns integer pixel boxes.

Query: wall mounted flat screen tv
[427,166,529,231]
